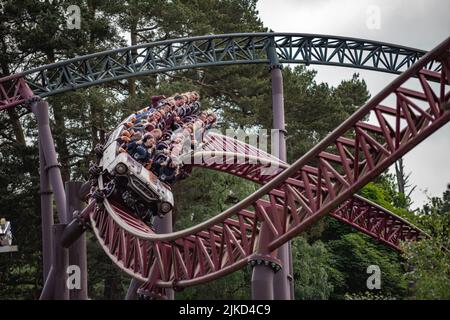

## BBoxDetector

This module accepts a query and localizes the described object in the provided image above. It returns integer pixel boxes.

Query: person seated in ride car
[151,95,166,108]
[135,108,153,122]
[169,133,186,159]
[145,110,163,132]
[130,131,143,142]
[190,100,201,114]
[190,91,200,102]
[162,103,175,127]
[182,93,190,105]
[126,134,155,163]
[117,129,132,153]
[204,113,217,129]
[174,95,185,108]
[171,115,184,131]
[131,118,149,131]
[190,111,213,144]
[149,128,163,141]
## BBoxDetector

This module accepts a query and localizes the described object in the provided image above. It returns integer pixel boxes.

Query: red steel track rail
[86,37,448,292]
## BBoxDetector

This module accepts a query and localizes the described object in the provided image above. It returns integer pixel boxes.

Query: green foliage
[173,169,257,230]
[344,291,397,300]
[327,233,407,299]
[402,239,450,300]
[360,179,413,221]
[0,142,42,299]
[291,237,335,300]
[401,191,450,300]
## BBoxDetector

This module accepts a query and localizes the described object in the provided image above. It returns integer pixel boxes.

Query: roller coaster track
[0,32,442,111]
[1,33,447,299]
[187,133,425,252]
[85,37,449,296]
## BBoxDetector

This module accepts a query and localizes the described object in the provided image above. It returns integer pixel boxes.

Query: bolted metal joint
[248,254,282,273]
[44,163,62,171]
[266,43,283,72]
[91,188,106,204]
[88,162,102,180]
[172,279,184,292]
[24,95,42,108]
[268,63,283,71]
[72,210,90,230]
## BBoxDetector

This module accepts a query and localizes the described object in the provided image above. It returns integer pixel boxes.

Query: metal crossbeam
[0,33,437,111]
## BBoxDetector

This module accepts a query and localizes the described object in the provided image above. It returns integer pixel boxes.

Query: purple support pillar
[19,86,56,288]
[125,278,142,300]
[39,141,54,281]
[154,212,174,300]
[52,224,69,299]
[251,223,275,300]
[39,267,55,300]
[65,182,88,300]
[31,101,67,223]
[19,86,69,299]
[30,99,68,299]
[269,44,294,300]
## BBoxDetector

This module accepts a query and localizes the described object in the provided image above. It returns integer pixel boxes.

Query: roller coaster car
[0,219,13,247]
[102,137,174,218]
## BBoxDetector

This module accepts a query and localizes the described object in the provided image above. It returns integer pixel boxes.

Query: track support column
[154,213,174,299]
[65,181,88,300]
[250,223,282,299]
[33,100,69,299]
[52,224,69,299]
[39,137,54,282]
[31,100,67,223]
[19,82,54,284]
[268,44,294,300]
[126,278,143,300]
[19,83,69,299]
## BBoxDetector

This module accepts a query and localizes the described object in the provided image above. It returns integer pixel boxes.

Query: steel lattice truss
[85,37,449,296]
[189,133,425,251]
[0,33,441,110]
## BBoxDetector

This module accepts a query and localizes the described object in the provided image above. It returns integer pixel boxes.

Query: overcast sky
[256,0,450,209]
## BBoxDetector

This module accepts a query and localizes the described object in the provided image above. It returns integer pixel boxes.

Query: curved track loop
[188,133,425,251]
[89,141,425,288]
[0,33,441,110]
[88,36,449,291]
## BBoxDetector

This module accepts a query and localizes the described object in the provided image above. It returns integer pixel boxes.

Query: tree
[292,237,335,300]
[394,158,416,209]
[0,0,126,298]
[401,191,450,300]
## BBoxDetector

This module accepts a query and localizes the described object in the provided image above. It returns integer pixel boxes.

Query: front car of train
[88,92,216,227]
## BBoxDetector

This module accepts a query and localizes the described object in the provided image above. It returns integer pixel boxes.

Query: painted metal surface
[0,33,439,111]
[85,37,448,295]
